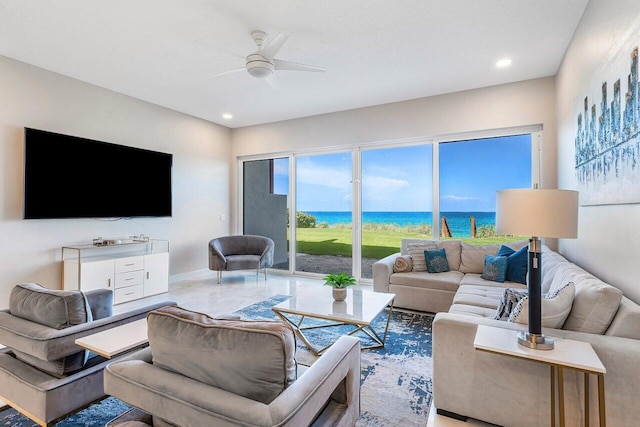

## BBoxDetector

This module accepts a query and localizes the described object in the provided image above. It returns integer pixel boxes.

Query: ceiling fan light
[248,66,273,78]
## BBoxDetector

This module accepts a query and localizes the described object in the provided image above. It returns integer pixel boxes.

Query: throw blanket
[393,255,413,273]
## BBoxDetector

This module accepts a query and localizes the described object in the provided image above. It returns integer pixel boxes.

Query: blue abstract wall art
[575,22,640,205]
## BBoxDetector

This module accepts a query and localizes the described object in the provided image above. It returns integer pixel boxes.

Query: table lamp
[495,188,578,350]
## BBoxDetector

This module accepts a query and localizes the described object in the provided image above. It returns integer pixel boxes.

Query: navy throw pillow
[424,249,450,273]
[481,255,508,282]
[497,245,528,285]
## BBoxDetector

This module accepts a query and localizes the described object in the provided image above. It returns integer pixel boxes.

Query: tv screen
[24,128,173,219]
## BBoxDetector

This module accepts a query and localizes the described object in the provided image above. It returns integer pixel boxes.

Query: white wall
[231,77,558,230]
[0,56,231,308]
[556,0,640,303]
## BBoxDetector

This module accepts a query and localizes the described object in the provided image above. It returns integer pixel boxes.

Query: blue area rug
[0,396,130,427]
[234,294,434,427]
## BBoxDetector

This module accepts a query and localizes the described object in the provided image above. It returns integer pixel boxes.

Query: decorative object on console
[496,188,579,350]
[323,272,356,301]
[424,248,450,273]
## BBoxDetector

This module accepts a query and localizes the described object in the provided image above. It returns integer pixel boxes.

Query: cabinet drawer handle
[125,278,134,281]
[146,272,150,280]
[125,263,135,266]
[125,292,135,296]
[108,279,111,288]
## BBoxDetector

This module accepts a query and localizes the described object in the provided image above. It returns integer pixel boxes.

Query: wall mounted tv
[24,128,173,219]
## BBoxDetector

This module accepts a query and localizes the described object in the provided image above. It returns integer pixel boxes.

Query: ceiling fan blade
[273,59,325,73]
[260,33,288,60]
[208,68,246,79]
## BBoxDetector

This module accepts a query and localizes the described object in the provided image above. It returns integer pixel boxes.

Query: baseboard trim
[436,408,469,421]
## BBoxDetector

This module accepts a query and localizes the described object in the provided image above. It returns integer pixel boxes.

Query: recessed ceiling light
[222,113,233,120]
[496,58,512,68]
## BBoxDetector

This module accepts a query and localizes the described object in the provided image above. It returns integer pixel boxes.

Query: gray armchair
[0,283,175,426]
[209,235,275,284]
[104,305,361,427]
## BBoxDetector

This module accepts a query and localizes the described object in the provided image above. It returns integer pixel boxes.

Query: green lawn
[294,228,526,259]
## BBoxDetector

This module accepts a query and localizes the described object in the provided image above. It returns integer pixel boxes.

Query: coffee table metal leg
[584,372,590,427]
[559,367,565,427]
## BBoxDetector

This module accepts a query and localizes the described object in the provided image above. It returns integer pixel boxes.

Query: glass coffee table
[272,288,395,356]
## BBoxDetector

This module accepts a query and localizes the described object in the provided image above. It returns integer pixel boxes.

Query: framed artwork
[574,21,640,206]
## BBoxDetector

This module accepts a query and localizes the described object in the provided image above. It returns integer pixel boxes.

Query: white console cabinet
[62,240,169,305]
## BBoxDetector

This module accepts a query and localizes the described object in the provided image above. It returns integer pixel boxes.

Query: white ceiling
[0,1,588,128]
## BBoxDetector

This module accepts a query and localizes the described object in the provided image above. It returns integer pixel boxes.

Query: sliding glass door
[360,145,433,278]
[241,130,536,281]
[295,152,353,275]
[439,135,531,241]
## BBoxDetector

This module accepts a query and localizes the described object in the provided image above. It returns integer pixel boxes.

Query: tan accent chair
[208,235,275,284]
[104,306,361,427]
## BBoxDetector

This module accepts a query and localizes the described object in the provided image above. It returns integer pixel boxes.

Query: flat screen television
[24,128,173,219]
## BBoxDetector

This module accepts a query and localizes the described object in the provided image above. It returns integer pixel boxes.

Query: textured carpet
[234,294,434,427]
[0,396,130,426]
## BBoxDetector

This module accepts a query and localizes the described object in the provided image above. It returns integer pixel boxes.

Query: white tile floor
[117,270,493,427]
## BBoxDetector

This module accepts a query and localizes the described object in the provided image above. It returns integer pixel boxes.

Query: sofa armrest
[373,252,400,293]
[208,240,227,270]
[84,289,114,320]
[433,312,640,427]
[104,336,361,427]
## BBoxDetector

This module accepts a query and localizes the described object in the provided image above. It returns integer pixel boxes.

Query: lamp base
[517,332,554,350]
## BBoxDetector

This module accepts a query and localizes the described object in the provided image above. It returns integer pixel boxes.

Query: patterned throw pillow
[497,245,528,284]
[508,281,576,329]
[481,255,508,283]
[407,243,437,272]
[424,249,450,273]
[494,288,528,320]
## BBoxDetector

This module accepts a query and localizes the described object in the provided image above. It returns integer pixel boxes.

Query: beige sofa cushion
[390,270,463,292]
[147,305,297,404]
[437,240,462,271]
[459,273,527,289]
[452,285,505,309]
[448,303,497,318]
[458,243,499,274]
[605,296,640,340]
[407,242,437,272]
[550,266,623,334]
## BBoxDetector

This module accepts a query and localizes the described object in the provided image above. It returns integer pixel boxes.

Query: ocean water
[305,211,495,238]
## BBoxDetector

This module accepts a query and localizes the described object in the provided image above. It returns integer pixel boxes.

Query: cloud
[362,175,410,190]
[296,159,352,191]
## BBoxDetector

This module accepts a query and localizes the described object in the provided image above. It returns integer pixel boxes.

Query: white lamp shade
[495,189,579,238]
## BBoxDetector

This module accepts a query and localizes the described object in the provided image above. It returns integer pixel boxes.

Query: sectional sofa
[372,239,640,426]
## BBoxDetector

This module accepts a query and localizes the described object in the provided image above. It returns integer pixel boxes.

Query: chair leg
[264,269,268,281]
[217,271,222,285]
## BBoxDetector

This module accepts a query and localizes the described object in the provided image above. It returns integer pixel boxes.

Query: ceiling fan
[209,30,325,83]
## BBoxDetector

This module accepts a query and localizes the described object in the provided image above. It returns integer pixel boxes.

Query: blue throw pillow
[481,255,508,282]
[424,249,450,273]
[497,245,528,285]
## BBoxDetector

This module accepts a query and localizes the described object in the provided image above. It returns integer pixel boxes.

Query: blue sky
[273,134,531,212]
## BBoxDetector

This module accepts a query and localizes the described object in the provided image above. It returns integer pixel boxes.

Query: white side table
[474,325,606,427]
[75,319,148,359]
